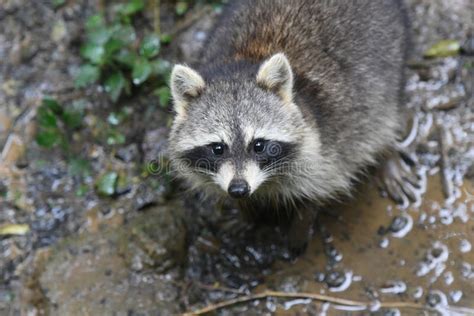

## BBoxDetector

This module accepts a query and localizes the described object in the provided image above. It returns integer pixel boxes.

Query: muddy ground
[0,0,473,315]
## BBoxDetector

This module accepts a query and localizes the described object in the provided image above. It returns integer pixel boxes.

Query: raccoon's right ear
[170,64,205,117]
[256,53,294,103]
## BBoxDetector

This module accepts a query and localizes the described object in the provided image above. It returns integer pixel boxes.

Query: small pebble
[325,271,345,288]
[379,237,389,248]
[459,239,471,253]
[426,290,448,307]
[412,286,423,299]
[324,244,343,262]
[449,290,463,303]
[426,292,441,307]
[389,216,408,233]
[314,272,325,282]
[443,271,454,285]
[461,36,474,55]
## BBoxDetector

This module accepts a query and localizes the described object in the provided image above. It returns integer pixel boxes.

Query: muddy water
[257,177,474,314]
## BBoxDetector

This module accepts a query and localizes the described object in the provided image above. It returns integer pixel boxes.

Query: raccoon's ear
[170,64,205,116]
[256,53,294,103]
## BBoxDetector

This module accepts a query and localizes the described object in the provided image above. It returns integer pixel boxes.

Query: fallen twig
[182,290,444,315]
[168,6,213,38]
[438,124,456,203]
[194,282,248,295]
[152,0,160,35]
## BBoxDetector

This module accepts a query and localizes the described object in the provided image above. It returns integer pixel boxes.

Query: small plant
[74,0,172,103]
[36,97,85,150]
[104,108,132,145]
[36,97,91,194]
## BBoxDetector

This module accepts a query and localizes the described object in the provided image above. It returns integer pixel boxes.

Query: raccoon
[168,0,409,252]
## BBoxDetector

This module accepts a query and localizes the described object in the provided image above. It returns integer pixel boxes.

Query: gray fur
[168,0,409,209]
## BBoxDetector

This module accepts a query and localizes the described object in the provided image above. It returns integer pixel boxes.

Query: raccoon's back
[203,0,409,172]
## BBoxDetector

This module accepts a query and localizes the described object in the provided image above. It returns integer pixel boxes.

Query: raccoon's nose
[228,179,250,198]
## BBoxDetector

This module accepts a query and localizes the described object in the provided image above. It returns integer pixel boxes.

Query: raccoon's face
[168,54,309,199]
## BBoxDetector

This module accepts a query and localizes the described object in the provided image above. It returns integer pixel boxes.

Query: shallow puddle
[257,175,474,314]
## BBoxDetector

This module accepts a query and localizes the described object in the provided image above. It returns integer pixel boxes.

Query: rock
[142,128,168,163]
[119,202,187,272]
[461,36,474,55]
[115,143,139,163]
[176,8,216,64]
[51,19,67,43]
[0,109,12,137]
[33,203,187,315]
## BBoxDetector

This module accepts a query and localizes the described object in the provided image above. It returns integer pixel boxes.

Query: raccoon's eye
[253,139,266,153]
[211,143,225,156]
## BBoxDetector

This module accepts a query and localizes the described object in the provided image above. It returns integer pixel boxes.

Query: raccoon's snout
[228,179,250,199]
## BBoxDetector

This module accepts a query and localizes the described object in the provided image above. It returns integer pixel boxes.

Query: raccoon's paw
[378,151,427,208]
[287,208,315,259]
[288,233,309,259]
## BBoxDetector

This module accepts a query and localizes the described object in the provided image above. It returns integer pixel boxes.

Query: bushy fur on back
[168,0,409,210]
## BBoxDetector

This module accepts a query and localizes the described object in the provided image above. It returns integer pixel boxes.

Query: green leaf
[212,3,225,13]
[96,171,118,196]
[36,129,61,148]
[37,106,57,128]
[151,59,171,76]
[42,97,62,115]
[139,34,161,58]
[52,0,65,9]
[114,49,136,68]
[106,130,126,145]
[424,40,461,58]
[85,14,105,31]
[76,184,89,197]
[107,112,121,125]
[175,2,188,15]
[74,64,100,88]
[62,110,83,129]
[87,28,112,45]
[104,38,123,57]
[155,86,171,107]
[160,34,172,44]
[68,158,91,177]
[0,186,6,199]
[111,24,136,45]
[71,99,87,111]
[80,43,105,65]
[104,72,125,102]
[132,58,152,85]
[117,0,144,16]
[107,108,131,125]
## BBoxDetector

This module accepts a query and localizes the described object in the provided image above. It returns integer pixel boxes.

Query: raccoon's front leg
[378,149,427,208]
[287,207,316,257]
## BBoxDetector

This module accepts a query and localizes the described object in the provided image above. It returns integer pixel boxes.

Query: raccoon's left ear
[256,53,294,103]
[170,64,206,117]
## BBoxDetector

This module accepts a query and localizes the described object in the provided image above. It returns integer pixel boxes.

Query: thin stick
[98,0,105,13]
[194,282,248,295]
[168,6,212,38]
[182,290,438,315]
[153,0,161,35]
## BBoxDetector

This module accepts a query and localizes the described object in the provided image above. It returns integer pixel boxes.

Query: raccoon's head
[168,53,320,200]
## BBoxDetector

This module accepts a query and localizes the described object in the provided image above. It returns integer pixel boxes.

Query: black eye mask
[180,143,229,173]
[179,139,298,174]
[251,140,298,170]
